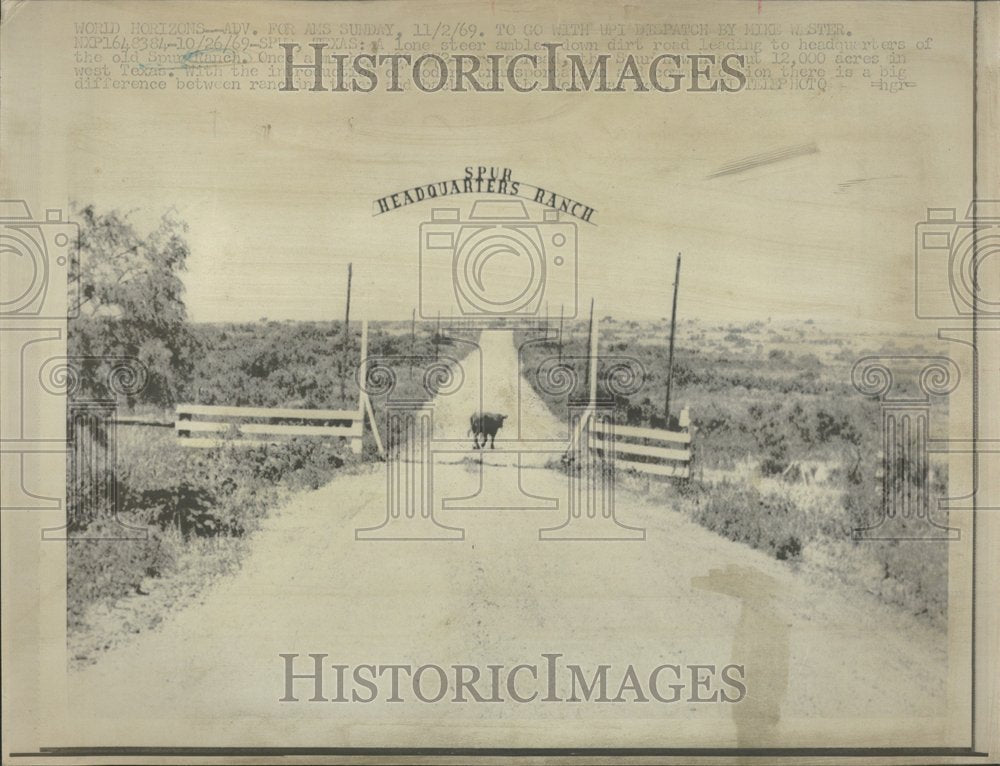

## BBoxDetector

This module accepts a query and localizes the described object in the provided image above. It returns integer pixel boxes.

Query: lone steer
[469,411,508,449]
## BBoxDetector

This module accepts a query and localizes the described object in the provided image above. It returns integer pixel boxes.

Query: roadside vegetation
[66,204,471,660]
[66,202,949,661]
[515,318,950,626]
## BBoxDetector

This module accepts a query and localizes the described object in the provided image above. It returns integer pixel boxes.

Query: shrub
[67,521,177,632]
[236,439,350,490]
[687,482,804,561]
[871,536,947,622]
[141,484,221,537]
[184,320,449,410]
[515,319,949,625]
[68,430,358,630]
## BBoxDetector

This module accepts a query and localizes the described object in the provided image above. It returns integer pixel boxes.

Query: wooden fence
[174,320,383,454]
[587,408,692,478]
[175,404,366,451]
[570,303,694,480]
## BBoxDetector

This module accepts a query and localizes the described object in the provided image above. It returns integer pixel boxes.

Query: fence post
[583,298,595,407]
[664,253,681,422]
[340,263,353,405]
[409,308,415,379]
[435,312,441,360]
[351,319,368,455]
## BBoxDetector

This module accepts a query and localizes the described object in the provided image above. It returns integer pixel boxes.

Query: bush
[515,318,949,625]
[184,320,448,410]
[140,484,221,537]
[67,521,177,632]
[68,430,359,630]
[840,479,949,621]
[871,537,947,622]
[236,439,350,490]
[687,482,805,561]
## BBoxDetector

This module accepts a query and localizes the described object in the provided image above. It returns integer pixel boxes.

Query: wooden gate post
[356,319,385,456]
[568,299,600,449]
[352,320,368,455]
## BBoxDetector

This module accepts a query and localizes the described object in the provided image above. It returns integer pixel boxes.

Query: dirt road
[68,331,950,748]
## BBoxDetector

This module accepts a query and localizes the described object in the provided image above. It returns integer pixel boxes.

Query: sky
[2,0,975,332]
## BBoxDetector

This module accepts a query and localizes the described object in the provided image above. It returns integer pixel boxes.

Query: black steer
[469,411,508,450]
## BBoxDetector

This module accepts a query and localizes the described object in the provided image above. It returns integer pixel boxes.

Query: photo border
[3,0,995,761]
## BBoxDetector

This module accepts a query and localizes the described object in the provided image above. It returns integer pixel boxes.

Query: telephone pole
[340,263,353,404]
[435,311,441,360]
[664,253,681,422]
[410,308,416,378]
[583,297,595,403]
[558,303,564,361]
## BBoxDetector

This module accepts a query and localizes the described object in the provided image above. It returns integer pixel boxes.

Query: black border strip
[7,747,992,758]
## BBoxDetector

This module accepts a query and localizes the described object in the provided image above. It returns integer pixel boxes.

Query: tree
[69,205,198,407]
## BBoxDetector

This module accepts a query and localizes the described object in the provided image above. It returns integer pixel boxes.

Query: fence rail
[175,403,365,450]
[584,407,693,479]
[173,320,382,454]
[175,404,359,420]
[589,420,692,444]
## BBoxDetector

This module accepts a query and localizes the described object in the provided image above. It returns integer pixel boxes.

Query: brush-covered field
[67,319,470,662]
[515,317,951,626]
[68,315,952,666]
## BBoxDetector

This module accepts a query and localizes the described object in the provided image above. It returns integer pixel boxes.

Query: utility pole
[583,297,594,403]
[665,253,681,423]
[410,308,416,378]
[588,299,598,411]
[340,263,353,404]
[558,303,564,361]
[435,311,441,360]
